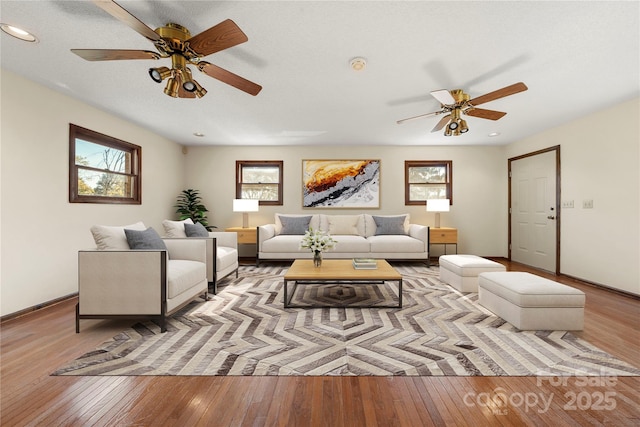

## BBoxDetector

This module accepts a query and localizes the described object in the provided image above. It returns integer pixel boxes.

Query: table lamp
[233,199,259,228]
[426,199,450,228]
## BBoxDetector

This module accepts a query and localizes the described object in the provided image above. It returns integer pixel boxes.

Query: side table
[224,227,257,245]
[430,227,458,255]
[225,227,257,260]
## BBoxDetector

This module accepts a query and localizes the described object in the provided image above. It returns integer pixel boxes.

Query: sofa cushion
[319,214,365,236]
[124,227,167,250]
[184,222,209,237]
[279,215,312,235]
[439,255,505,276]
[91,221,146,250]
[364,214,409,237]
[332,235,370,253]
[263,235,308,253]
[368,235,424,253]
[217,246,238,271]
[275,214,320,235]
[478,272,586,308]
[162,218,194,238]
[372,215,408,235]
[328,215,361,235]
[167,259,206,299]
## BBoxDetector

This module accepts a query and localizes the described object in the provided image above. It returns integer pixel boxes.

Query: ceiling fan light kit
[397,82,528,137]
[149,66,171,83]
[71,0,262,99]
[163,76,180,97]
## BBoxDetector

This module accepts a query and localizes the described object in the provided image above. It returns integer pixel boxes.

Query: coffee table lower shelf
[283,259,403,309]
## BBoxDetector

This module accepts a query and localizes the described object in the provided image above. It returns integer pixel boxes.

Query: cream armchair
[208,231,239,293]
[162,220,239,294]
[77,239,208,333]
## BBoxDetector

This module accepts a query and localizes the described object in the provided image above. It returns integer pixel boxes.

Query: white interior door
[510,150,558,273]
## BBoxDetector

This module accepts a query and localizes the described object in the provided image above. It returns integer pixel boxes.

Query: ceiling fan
[396,82,528,136]
[71,0,262,98]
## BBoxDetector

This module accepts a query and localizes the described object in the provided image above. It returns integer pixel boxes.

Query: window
[69,124,141,204]
[236,160,283,205]
[405,160,452,205]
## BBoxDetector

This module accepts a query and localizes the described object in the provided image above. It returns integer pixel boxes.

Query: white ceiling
[1,1,638,147]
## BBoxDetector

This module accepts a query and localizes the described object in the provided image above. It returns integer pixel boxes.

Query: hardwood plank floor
[1,260,639,426]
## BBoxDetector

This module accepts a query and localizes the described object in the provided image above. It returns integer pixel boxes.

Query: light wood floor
[1,260,639,426]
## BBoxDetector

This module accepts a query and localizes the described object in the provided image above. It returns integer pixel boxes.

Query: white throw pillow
[91,221,146,250]
[162,218,194,238]
[328,215,361,235]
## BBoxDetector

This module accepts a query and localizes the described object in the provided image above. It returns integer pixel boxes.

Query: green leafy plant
[174,189,215,230]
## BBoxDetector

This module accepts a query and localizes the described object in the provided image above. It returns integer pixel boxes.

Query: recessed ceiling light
[488,132,501,137]
[1,24,38,42]
[350,57,367,71]
[193,132,205,137]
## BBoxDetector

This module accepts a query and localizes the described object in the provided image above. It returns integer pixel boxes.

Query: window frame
[404,160,453,206]
[69,124,142,204]
[235,160,283,206]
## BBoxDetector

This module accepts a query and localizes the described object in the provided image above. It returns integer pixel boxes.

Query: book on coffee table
[353,258,378,269]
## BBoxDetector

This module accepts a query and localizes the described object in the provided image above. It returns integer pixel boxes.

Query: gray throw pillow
[373,215,407,235]
[124,227,167,250]
[279,215,312,235]
[184,222,209,237]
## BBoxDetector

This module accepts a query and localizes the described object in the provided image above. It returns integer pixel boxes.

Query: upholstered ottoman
[439,254,506,292]
[478,272,585,330]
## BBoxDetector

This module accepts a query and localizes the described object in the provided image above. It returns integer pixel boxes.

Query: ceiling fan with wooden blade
[396,82,527,136]
[71,0,262,98]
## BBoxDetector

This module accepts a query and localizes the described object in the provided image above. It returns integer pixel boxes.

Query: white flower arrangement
[299,228,337,253]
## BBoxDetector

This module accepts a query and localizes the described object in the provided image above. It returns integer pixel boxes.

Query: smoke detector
[350,57,367,71]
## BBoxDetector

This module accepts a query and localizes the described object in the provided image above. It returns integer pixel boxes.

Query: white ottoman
[439,254,506,292]
[478,272,585,331]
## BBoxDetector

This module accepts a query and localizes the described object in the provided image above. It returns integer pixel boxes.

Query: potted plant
[174,189,215,230]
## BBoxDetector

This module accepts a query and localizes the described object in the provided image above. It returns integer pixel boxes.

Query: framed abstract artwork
[302,159,380,208]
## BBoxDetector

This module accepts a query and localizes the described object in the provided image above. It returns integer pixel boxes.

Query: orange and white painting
[302,159,380,208]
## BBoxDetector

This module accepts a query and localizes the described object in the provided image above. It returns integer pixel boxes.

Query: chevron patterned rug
[54,263,640,377]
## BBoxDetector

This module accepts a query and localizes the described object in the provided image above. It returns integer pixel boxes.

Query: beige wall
[2,67,637,317]
[505,98,639,295]
[186,100,640,295]
[184,145,508,258]
[0,70,186,316]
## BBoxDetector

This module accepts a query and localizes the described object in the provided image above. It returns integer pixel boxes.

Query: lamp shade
[426,199,450,212]
[233,199,259,212]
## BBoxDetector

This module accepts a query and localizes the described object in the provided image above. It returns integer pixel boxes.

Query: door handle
[547,215,555,220]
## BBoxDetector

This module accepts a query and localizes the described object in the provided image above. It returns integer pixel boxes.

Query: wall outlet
[583,199,594,209]
[562,200,574,208]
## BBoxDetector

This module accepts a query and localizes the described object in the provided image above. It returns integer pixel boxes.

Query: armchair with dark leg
[163,219,239,294]
[77,232,209,333]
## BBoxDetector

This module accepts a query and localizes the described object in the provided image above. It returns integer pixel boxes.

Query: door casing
[508,145,561,275]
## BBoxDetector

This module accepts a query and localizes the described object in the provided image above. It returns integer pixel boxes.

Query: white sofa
[257,214,429,264]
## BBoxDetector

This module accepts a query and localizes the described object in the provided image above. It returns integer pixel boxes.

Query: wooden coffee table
[283,259,403,308]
